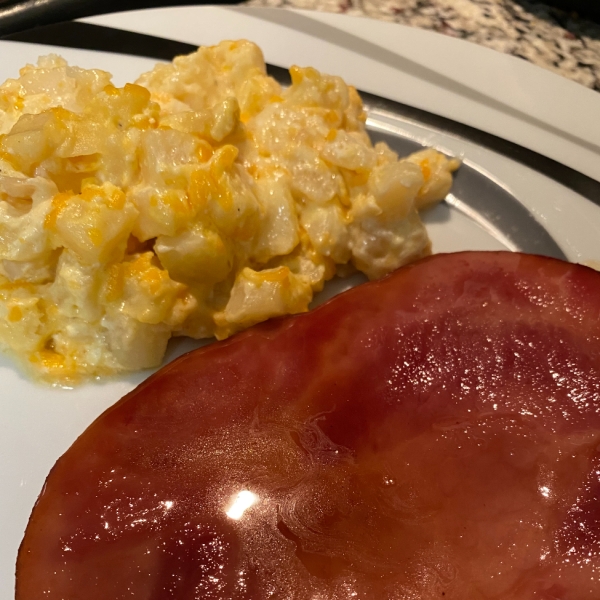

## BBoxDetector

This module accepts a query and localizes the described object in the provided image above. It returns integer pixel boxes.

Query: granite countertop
[242,0,600,91]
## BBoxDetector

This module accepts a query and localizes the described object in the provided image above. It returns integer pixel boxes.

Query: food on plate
[0,40,459,383]
[16,251,600,599]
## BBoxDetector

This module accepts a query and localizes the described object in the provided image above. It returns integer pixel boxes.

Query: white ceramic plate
[1,7,600,598]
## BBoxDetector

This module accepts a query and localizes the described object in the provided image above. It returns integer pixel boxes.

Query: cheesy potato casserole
[0,40,458,383]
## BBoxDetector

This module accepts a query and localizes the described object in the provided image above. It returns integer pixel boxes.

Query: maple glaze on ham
[16,251,600,599]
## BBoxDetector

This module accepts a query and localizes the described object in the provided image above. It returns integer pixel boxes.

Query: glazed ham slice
[16,252,600,599]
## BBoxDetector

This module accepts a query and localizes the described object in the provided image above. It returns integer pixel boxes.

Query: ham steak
[16,251,600,599]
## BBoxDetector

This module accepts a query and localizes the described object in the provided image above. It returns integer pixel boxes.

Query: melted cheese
[0,41,459,383]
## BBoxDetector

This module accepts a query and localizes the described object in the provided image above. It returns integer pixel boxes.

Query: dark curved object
[0,0,240,37]
[515,0,600,24]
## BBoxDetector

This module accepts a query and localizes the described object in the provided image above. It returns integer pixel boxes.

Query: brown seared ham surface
[16,252,600,599]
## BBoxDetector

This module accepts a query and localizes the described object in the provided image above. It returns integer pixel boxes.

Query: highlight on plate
[0,39,458,384]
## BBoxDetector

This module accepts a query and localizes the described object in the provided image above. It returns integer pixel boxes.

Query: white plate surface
[1,7,600,598]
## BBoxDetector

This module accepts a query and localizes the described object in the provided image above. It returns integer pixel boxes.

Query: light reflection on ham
[16,252,600,599]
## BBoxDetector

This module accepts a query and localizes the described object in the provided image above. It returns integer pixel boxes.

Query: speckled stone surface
[241,0,600,90]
